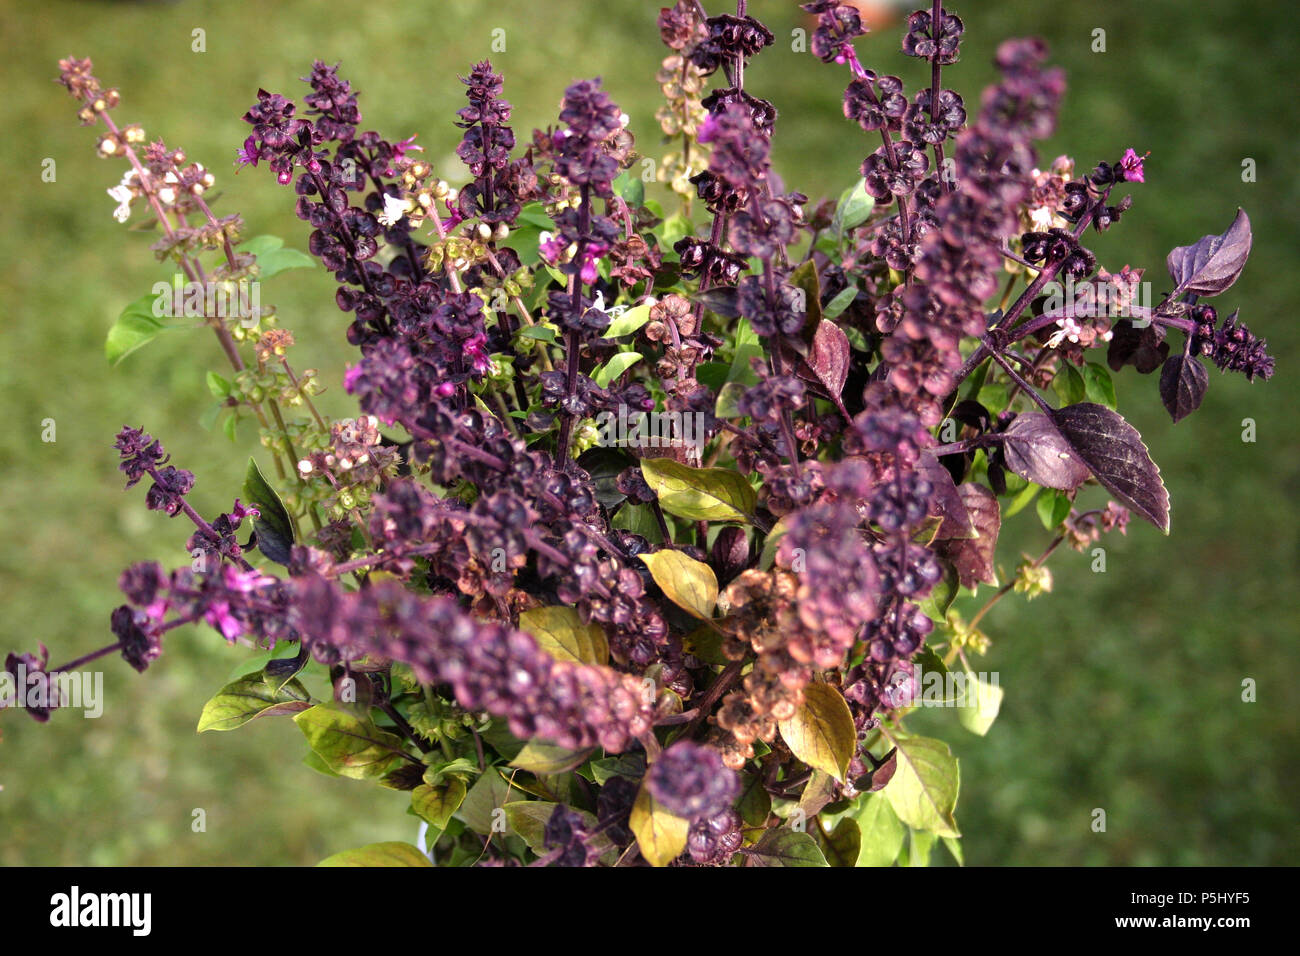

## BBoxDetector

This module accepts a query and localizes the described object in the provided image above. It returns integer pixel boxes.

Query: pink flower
[204,601,242,642]
[1119,147,1147,183]
[343,364,363,393]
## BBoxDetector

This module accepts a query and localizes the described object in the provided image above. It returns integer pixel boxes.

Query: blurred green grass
[0,0,1295,865]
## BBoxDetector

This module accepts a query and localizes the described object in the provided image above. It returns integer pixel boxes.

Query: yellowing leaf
[292,704,411,780]
[640,457,756,523]
[411,778,467,830]
[630,782,689,867]
[196,675,311,732]
[518,606,609,664]
[777,682,856,781]
[317,842,431,867]
[640,549,718,619]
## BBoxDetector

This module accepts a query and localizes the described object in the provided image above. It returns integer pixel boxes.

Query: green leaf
[517,324,558,344]
[1003,481,1039,517]
[105,294,182,366]
[196,675,311,732]
[1052,362,1086,406]
[777,683,856,781]
[917,558,960,624]
[640,549,718,619]
[681,625,729,666]
[726,319,764,386]
[585,753,646,786]
[746,829,829,867]
[833,178,875,235]
[956,672,1004,737]
[758,513,794,571]
[592,351,643,387]
[737,772,772,828]
[640,457,756,523]
[602,303,653,338]
[822,283,858,319]
[242,456,295,566]
[714,381,748,419]
[518,605,609,664]
[457,767,523,835]
[817,817,862,867]
[516,203,555,230]
[1036,487,1072,529]
[1084,361,1117,409]
[943,835,965,866]
[411,778,467,829]
[611,502,662,543]
[630,782,689,867]
[303,750,341,778]
[853,793,905,867]
[292,703,411,780]
[613,169,646,208]
[881,732,961,837]
[206,371,232,399]
[906,828,936,867]
[510,739,594,775]
[317,842,431,867]
[244,235,315,279]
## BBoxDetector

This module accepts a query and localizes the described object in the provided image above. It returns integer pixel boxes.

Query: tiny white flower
[107,184,133,223]
[378,193,413,227]
[1029,205,1055,230]
[297,458,313,475]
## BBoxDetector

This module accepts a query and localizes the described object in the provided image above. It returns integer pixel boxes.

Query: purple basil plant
[8,1,1271,867]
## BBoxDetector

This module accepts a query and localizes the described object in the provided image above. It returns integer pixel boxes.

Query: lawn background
[0,0,1295,865]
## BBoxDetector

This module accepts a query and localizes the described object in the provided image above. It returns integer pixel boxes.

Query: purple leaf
[1166,208,1252,297]
[1107,320,1168,374]
[1000,413,1091,491]
[916,452,974,539]
[794,320,851,414]
[1050,403,1170,532]
[937,483,1001,589]
[1158,354,1209,424]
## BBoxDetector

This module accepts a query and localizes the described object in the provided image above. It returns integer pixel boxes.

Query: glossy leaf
[196,675,311,732]
[777,682,856,781]
[1000,413,1091,491]
[1051,402,1170,532]
[833,177,875,234]
[1167,208,1252,296]
[592,351,643,387]
[640,457,756,523]
[640,548,719,619]
[518,605,609,665]
[1158,354,1209,424]
[242,456,295,566]
[601,303,652,338]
